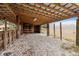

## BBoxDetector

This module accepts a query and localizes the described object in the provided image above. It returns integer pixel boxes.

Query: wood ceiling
[0,3,79,25]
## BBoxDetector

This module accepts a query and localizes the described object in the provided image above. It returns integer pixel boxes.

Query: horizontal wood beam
[10,4,55,20]
[21,4,61,19]
[53,4,75,14]
[5,4,16,17]
[37,4,69,16]
[37,4,79,20]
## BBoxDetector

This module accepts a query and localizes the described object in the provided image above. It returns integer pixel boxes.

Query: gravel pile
[0,33,78,56]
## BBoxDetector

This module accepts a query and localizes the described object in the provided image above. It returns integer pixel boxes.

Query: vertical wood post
[9,31,12,44]
[76,17,79,46]
[47,24,49,36]
[4,18,8,49]
[16,15,20,39]
[60,22,62,40]
[21,23,23,35]
[53,23,55,38]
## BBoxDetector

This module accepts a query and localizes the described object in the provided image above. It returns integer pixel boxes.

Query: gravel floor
[0,33,78,56]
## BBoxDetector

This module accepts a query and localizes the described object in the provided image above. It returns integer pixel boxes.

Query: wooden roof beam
[0,4,16,23]
[0,12,16,23]
[4,4,16,18]
[36,4,70,16]
[16,4,59,20]
[53,3,76,14]
[36,4,77,20]
[21,4,61,19]
[14,5,71,21]
[33,4,61,18]
[72,3,79,8]
[9,4,57,25]
[14,5,54,20]
[11,4,53,19]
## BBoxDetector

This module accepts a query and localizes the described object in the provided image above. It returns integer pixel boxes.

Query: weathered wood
[60,22,62,40]
[53,24,55,38]
[76,17,79,46]
[0,4,79,25]
[7,31,10,46]
[16,15,18,39]
[4,18,8,49]
[47,24,49,36]
[0,31,4,49]
[14,30,17,39]
[8,3,79,25]
[12,30,15,42]
[13,30,16,41]
[9,30,12,44]
[16,15,20,39]
[21,23,23,35]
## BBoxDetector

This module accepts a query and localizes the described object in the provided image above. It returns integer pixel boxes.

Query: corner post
[60,22,62,40]
[47,24,49,36]
[4,18,8,49]
[76,17,79,46]
[16,15,20,39]
[53,23,55,38]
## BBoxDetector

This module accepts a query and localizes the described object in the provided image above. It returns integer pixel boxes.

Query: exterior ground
[0,33,79,56]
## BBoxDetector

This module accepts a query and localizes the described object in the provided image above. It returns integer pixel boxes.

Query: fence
[0,30,17,49]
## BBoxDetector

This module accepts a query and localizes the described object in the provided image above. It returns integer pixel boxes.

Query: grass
[72,45,79,53]
[61,43,72,50]
[65,38,74,42]
[61,43,79,53]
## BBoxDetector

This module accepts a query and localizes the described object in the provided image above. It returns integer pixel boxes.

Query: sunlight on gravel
[0,33,79,56]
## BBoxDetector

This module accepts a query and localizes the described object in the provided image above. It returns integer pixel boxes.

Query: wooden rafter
[37,4,79,20]
[18,4,61,19]
[4,4,16,17]
[0,3,79,25]
[53,3,75,14]
[9,4,55,25]
[37,4,69,16]
[9,4,54,19]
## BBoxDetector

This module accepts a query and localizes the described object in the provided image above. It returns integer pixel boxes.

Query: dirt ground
[0,33,79,56]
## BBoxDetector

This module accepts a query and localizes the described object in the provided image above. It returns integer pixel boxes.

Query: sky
[49,17,78,29]
[54,17,78,25]
[61,17,78,25]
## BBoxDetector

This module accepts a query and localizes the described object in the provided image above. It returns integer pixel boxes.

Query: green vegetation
[61,43,79,53]
[0,19,5,25]
[41,24,47,28]
[0,19,17,30]
[65,38,74,42]
[7,21,16,30]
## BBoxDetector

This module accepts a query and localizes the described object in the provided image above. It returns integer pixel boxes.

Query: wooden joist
[0,3,79,25]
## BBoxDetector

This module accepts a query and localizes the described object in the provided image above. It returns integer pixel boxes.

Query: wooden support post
[4,18,8,49]
[60,22,62,40]
[16,15,20,39]
[53,23,55,38]
[47,24,49,36]
[21,23,23,35]
[9,31,12,44]
[76,17,79,46]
